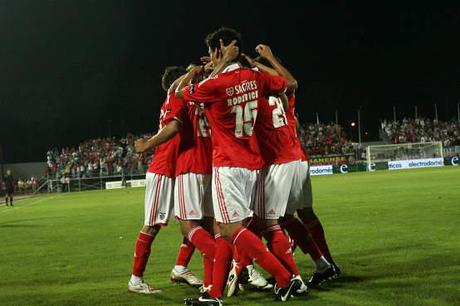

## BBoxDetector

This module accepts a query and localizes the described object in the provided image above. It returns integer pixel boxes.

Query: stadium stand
[45,134,152,179]
[381,117,460,146]
[297,122,355,156]
[43,118,460,180]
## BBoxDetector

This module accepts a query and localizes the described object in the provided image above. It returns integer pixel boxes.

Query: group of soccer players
[127,27,340,305]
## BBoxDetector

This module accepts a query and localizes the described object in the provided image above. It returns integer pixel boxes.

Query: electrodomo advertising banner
[387,158,444,170]
[309,165,333,176]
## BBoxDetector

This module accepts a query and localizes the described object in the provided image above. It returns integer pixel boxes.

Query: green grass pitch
[1,167,459,305]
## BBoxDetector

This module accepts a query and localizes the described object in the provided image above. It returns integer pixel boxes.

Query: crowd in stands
[381,117,460,146]
[46,123,361,179]
[45,134,153,180]
[43,118,460,179]
[297,122,356,156]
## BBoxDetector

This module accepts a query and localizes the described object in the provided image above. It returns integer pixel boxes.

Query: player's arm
[278,92,289,112]
[255,44,298,94]
[175,66,204,99]
[168,74,187,94]
[242,53,279,76]
[134,119,181,153]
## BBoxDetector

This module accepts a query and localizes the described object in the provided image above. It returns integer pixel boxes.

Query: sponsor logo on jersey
[226,87,234,96]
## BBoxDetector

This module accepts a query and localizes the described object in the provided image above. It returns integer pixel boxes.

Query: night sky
[1,1,460,162]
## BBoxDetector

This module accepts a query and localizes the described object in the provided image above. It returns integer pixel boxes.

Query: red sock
[188,227,215,288]
[304,218,334,262]
[281,216,323,260]
[263,225,299,276]
[234,247,252,268]
[209,235,233,298]
[132,232,154,277]
[175,237,195,267]
[232,227,291,288]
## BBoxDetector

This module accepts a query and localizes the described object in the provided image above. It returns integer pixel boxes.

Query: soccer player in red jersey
[252,45,341,286]
[223,47,308,296]
[168,76,218,293]
[177,28,302,305]
[127,67,201,294]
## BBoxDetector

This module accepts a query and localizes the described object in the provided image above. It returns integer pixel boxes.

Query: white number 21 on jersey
[268,96,287,128]
[231,101,258,138]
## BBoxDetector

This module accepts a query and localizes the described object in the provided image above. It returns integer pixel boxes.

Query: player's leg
[170,175,199,286]
[129,224,162,294]
[186,167,301,305]
[173,173,215,288]
[128,173,173,294]
[171,237,199,286]
[210,167,298,301]
[201,183,233,297]
[280,214,331,272]
[295,161,340,285]
[226,217,271,297]
[257,163,300,276]
[297,207,334,263]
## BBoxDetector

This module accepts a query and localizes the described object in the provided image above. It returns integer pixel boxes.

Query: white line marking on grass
[0,195,59,215]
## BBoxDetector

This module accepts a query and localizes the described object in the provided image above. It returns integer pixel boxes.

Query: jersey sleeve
[181,78,216,103]
[164,94,187,125]
[258,72,287,96]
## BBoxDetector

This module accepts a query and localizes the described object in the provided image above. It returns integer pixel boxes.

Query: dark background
[1,1,460,162]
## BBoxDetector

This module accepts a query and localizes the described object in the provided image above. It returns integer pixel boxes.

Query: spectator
[381,118,460,146]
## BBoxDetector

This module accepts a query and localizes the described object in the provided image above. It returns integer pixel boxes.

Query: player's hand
[255,44,274,59]
[219,39,239,63]
[201,56,211,64]
[134,138,148,153]
[190,65,204,76]
[203,61,214,72]
[242,53,256,67]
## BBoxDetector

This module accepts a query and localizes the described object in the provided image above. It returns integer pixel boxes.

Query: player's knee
[141,225,161,237]
[263,219,278,227]
[179,220,196,237]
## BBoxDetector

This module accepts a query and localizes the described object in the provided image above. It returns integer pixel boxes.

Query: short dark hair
[161,66,186,92]
[205,27,242,54]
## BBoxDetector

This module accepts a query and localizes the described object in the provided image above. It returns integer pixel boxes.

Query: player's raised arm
[175,66,204,99]
[255,44,298,94]
[242,53,279,76]
[278,92,289,112]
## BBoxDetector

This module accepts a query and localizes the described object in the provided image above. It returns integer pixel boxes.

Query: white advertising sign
[309,165,333,176]
[387,158,444,170]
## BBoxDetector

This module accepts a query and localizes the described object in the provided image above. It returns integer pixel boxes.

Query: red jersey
[255,96,300,165]
[147,93,182,177]
[182,64,287,170]
[175,100,213,175]
[286,94,308,161]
